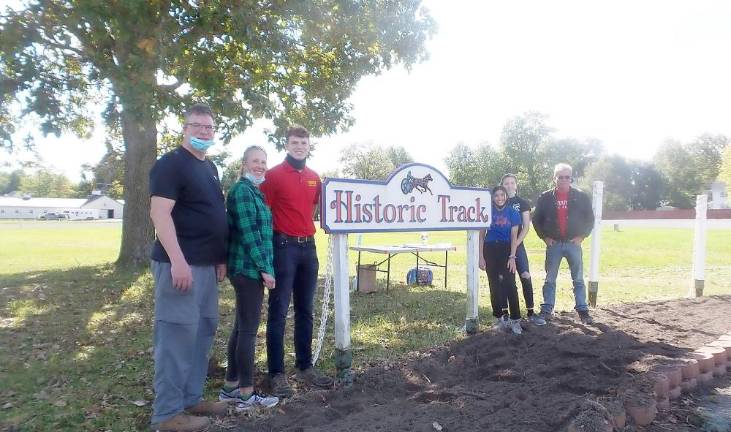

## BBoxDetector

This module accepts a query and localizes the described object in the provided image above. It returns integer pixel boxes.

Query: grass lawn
[0,221,120,274]
[1,220,729,430]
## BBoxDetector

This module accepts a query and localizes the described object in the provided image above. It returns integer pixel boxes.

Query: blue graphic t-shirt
[485,204,521,243]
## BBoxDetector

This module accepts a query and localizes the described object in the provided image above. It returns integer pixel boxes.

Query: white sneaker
[509,319,523,335]
[493,315,508,331]
[235,392,279,412]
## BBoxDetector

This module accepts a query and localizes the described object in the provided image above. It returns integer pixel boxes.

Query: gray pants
[150,261,219,425]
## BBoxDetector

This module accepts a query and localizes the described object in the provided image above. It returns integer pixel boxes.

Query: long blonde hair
[238,145,267,177]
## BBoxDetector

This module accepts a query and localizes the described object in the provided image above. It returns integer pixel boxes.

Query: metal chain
[312,234,334,365]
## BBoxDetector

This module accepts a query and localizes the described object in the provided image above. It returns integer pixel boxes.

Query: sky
[3,0,731,182]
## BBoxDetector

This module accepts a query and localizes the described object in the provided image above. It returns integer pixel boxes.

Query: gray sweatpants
[150,261,219,425]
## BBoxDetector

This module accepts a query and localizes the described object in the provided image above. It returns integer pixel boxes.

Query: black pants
[225,274,265,388]
[515,243,535,315]
[484,242,520,320]
[266,234,319,375]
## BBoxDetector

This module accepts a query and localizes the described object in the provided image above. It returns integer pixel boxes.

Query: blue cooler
[406,266,433,286]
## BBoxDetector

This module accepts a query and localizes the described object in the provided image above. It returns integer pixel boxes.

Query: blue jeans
[540,241,589,313]
[150,261,219,425]
[266,235,319,375]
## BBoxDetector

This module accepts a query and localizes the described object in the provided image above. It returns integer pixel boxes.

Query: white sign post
[331,233,352,383]
[690,194,708,297]
[465,230,481,333]
[321,163,491,379]
[588,181,603,307]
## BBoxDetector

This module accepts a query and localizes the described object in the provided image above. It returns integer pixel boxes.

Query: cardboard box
[357,264,378,293]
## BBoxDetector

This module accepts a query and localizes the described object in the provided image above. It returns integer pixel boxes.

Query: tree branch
[159,81,184,91]
[40,38,84,57]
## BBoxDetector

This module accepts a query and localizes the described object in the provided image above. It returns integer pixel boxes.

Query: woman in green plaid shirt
[220,146,279,411]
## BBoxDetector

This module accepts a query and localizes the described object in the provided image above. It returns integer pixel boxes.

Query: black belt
[275,232,315,243]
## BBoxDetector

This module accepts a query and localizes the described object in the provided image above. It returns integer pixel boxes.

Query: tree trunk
[117,109,158,268]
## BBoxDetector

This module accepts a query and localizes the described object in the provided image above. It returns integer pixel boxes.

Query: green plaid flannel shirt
[226,178,274,279]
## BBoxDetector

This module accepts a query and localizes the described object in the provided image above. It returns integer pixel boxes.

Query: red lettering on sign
[329,189,489,226]
[438,195,450,222]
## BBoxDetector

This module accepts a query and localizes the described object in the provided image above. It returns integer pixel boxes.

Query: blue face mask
[245,173,265,186]
[190,136,215,152]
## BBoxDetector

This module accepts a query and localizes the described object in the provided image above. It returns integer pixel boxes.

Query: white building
[710,181,728,209]
[0,195,124,220]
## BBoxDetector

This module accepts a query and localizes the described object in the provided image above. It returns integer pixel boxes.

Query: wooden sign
[321,163,491,233]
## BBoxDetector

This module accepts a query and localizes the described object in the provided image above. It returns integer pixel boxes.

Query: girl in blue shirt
[479,185,523,334]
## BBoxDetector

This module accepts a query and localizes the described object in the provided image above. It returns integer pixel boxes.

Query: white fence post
[465,230,480,333]
[690,195,708,297]
[332,233,353,383]
[588,181,603,307]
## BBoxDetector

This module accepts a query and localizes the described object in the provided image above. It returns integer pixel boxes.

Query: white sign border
[320,162,491,234]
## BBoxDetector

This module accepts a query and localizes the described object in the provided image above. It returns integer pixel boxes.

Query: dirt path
[217,296,731,432]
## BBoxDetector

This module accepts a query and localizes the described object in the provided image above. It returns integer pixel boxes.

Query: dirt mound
[226,296,731,432]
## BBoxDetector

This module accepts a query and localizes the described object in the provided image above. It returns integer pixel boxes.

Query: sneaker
[295,367,334,388]
[235,392,279,412]
[153,413,210,432]
[269,373,294,398]
[185,400,229,417]
[492,315,507,331]
[509,319,523,335]
[539,310,553,322]
[219,386,240,403]
[528,314,547,326]
[577,310,594,324]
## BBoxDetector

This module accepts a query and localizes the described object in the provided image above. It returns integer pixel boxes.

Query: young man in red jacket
[260,126,333,397]
[532,163,595,324]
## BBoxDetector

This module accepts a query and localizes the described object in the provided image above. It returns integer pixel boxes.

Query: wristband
[508,255,516,259]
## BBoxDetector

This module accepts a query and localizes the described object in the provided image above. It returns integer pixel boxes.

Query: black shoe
[577,310,593,324]
[295,367,334,388]
[269,373,294,398]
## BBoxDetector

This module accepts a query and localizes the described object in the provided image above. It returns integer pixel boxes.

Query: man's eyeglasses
[185,123,216,132]
[556,175,572,180]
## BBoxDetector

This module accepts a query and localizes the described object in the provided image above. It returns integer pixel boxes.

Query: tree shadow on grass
[0,264,143,348]
[2,263,484,430]
[0,264,151,431]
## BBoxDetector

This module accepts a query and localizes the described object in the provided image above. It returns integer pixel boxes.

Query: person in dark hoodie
[532,163,595,324]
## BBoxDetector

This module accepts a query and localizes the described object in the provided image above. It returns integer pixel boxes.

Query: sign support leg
[589,181,603,307]
[332,233,353,385]
[691,195,708,297]
[465,230,480,334]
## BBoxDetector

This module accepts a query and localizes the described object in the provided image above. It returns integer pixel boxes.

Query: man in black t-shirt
[501,174,546,326]
[148,104,229,432]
